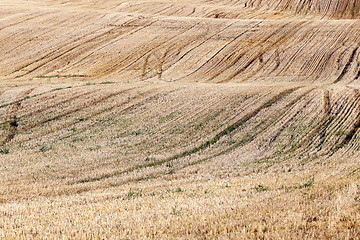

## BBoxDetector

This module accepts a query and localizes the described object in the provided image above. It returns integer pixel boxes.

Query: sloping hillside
[2,1,360,83]
[0,0,360,239]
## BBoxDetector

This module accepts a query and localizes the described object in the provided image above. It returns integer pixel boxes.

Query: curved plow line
[294,96,354,156]
[198,87,313,160]
[155,96,222,135]
[54,88,177,140]
[101,21,202,77]
[259,87,360,162]
[8,24,109,76]
[324,88,360,144]
[60,18,156,68]
[285,95,355,162]
[12,15,144,76]
[277,24,324,75]
[140,23,236,80]
[2,11,97,57]
[179,21,263,80]
[63,89,304,194]
[4,25,58,56]
[220,22,307,82]
[23,87,176,144]
[0,89,97,127]
[342,90,360,154]
[334,46,359,83]
[254,88,316,144]
[315,24,359,80]
[0,12,47,32]
[315,90,348,149]
[204,20,291,81]
[245,88,329,163]
[14,87,145,143]
[283,89,331,153]
[74,87,299,185]
[151,3,174,15]
[19,88,138,133]
[71,20,156,70]
[156,91,269,138]
[329,88,360,154]
[14,25,137,78]
[0,83,91,110]
[174,88,260,124]
[298,25,350,77]
[311,89,358,153]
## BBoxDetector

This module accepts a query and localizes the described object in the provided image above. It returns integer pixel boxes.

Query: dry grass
[1,0,360,239]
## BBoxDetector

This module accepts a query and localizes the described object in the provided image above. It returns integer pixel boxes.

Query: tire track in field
[141,24,212,80]
[315,89,333,148]
[159,21,242,81]
[88,20,190,77]
[291,83,360,159]
[0,88,34,145]
[354,60,360,80]
[286,89,354,158]
[334,46,359,83]
[141,24,217,80]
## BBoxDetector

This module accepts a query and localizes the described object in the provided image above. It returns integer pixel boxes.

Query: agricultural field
[0,0,360,238]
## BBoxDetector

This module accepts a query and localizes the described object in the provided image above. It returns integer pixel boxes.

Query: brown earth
[0,0,360,239]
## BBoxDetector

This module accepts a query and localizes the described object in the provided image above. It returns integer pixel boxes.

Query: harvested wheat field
[1,0,360,239]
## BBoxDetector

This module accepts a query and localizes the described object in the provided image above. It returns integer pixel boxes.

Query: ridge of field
[8,0,360,19]
[0,0,360,239]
